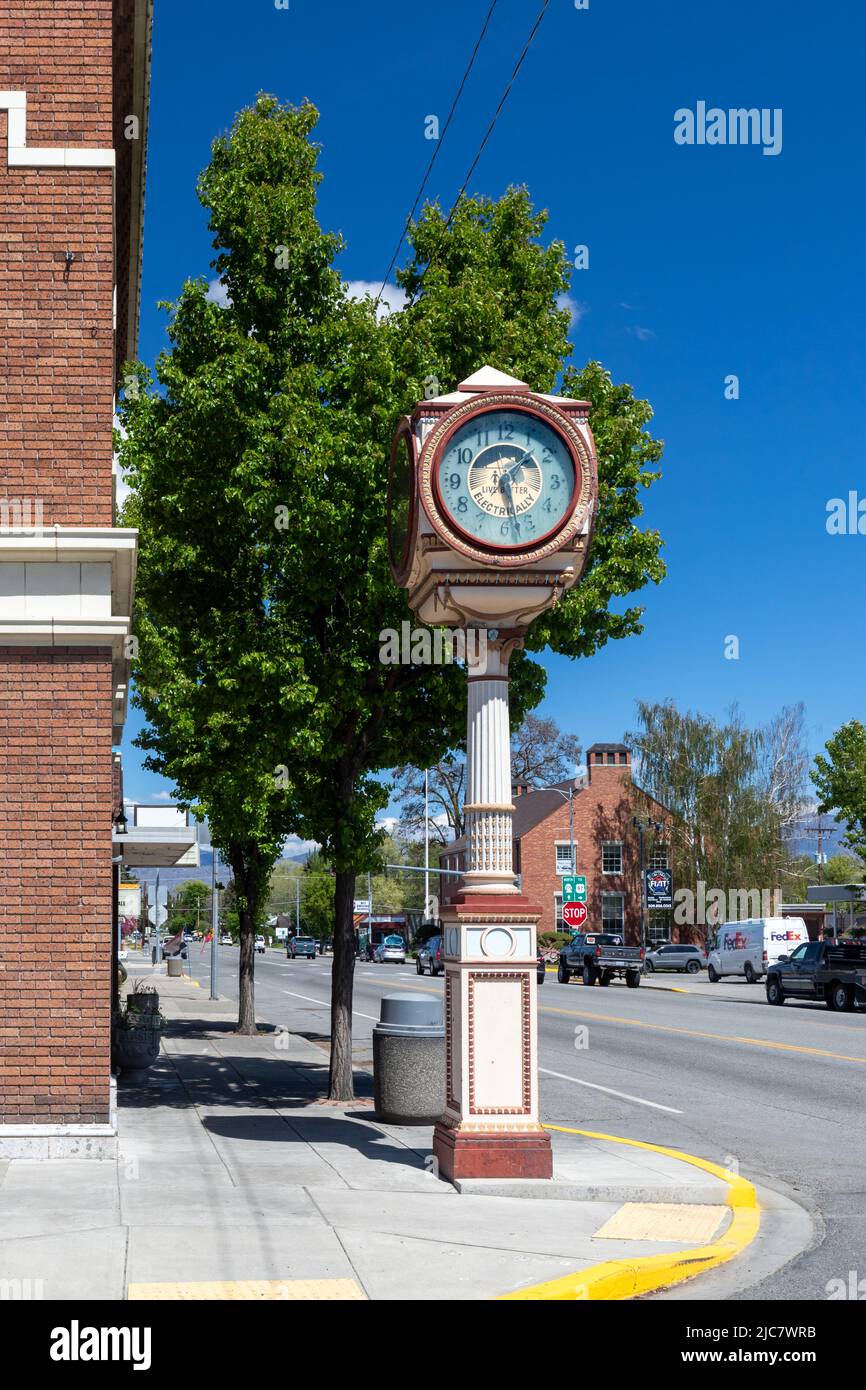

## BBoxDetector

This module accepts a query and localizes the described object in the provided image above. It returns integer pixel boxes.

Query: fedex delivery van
[707,917,809,983]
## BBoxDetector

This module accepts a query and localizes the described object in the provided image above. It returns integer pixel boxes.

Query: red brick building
[440,743,675,945]
[0,3,152,1155]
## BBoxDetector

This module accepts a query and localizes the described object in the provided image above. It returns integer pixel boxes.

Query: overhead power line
[375,0,500,309]
[407,0,552,305]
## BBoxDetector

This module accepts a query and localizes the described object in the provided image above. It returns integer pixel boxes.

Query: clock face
[435,408,576,549]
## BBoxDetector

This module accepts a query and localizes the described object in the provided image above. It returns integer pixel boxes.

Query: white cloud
[206,277,231,308]
[282,835,319,859]
[343,279,405,320]
[627,325,655,342]
[557,294,587,327]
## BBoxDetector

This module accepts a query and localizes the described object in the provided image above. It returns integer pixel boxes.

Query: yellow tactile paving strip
[127,1279,367,1301]
[593,1202,726,1244]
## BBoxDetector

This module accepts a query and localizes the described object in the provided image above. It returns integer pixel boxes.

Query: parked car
[254,935,266,954]
[288,935,317,959]
[645,943,708,974]
[707,917,808,983]
[766,939,866,1011]
[416,935,443,976]
[219,933,232,945]
[375,934,406,964]
[558,932,644,988]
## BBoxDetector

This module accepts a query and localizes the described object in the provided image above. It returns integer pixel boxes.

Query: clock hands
[498,472,521,537]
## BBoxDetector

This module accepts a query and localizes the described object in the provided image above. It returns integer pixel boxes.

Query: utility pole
[800,815,834,884]
[209,836,219,1001]
[295,875,300,935]
[424,768,430,921]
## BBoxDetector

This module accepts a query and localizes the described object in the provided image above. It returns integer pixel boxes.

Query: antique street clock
[387,367,599,1184]
[389,367,596,628]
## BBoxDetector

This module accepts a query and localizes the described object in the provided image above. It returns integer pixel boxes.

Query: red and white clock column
[434,631,552,1180]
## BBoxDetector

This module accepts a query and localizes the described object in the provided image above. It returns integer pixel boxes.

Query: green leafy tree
[120,96,666,1095]
[813,722,866,861]
[628,700,809,932]
[168,879,211,931]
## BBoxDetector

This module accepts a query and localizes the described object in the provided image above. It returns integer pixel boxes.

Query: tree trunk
[328,868,356,1101]
[230,848,259,1036]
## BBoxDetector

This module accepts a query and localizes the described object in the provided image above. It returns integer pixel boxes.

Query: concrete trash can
[166,957,183,978]
[373,994,445,1124]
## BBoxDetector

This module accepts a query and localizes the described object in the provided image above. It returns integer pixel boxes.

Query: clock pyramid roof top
[458,366,530,392]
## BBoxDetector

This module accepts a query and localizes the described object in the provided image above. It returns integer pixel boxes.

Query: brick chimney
[512,779,530,798]
[586,743,631,785]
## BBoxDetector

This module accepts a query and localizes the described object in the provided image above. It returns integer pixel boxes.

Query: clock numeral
[524,514,535,533]
[500,521,512,537]
[498,422,514,441]
[458,447,473,465]
[543,498,553,513]
[456,495,469,514]
[550,474,561,490]
[449,473,460,490]
[476,429,489,447]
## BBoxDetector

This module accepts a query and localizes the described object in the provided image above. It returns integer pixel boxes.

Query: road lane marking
[282,989,378,1022]
[128,1279,366,1301]
[539,1066,683,1114]
[540,1004,866,1065]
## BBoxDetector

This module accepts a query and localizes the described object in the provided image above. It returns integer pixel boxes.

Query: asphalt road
[185,943,866,1300]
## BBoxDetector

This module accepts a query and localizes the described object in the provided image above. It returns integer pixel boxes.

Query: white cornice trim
[0,617,130,643]
[0,91,116,169]
[0,527,137,617]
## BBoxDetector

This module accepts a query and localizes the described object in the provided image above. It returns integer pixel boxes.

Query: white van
[707,917,809,983]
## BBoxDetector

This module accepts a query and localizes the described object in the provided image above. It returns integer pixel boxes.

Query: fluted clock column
[432,632,552,1182]
[462,636,521,896]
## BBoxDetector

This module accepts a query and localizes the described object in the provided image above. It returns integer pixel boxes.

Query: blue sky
[123,0,866,814]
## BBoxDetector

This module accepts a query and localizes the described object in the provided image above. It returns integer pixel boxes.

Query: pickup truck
[557,932,645,988]
[766,939,866,1011]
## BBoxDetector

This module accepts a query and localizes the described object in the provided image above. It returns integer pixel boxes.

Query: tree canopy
[119,95,666,1095]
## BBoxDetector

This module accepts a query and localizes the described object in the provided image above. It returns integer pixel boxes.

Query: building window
[601,841,623,874]
[649,844,670,871]
[648,919,669,945]
[601,893,625,933]
[555,842,575,875]
[554,893,564,930]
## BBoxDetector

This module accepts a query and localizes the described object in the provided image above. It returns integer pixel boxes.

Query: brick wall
[0,650,114,1123]
[0,2,116,528]
[0,5,120,1126]
[520,761,644,942]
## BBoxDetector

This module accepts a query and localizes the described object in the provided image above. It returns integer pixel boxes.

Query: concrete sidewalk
[0,969,806,1301]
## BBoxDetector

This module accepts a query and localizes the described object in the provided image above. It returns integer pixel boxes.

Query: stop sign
[562,900,588,930]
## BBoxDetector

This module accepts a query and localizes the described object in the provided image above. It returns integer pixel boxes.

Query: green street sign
[562,875,587,904]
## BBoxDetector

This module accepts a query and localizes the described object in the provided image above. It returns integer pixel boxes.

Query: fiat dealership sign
[645,868,673,911]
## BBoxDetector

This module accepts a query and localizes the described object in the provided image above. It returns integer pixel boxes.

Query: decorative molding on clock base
[433,1123,553,1182]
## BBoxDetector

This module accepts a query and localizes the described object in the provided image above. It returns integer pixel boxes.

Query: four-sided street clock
[388,367,597,630]
[387,367,599,1184]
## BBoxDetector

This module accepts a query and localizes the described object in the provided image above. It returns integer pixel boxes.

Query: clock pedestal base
[433,1123,552,1182]
[435,894,552,1184]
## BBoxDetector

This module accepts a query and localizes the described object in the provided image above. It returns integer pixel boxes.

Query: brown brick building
[441,743,676,946]
[0,3,152,1155]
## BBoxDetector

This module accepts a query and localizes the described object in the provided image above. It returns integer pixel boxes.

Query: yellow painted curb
[498,1126,759,1301]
